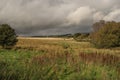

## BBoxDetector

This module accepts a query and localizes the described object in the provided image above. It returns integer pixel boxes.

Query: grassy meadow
[0,37,120,80]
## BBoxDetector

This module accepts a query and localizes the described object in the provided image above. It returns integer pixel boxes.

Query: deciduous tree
[0,24,18,49]
[91,21,120,48]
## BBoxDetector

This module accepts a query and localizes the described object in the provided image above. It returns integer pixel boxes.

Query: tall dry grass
[0,37,120,80]
[15,38,120,55]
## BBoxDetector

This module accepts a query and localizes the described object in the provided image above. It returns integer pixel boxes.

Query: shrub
[73,33,90,42]
[61,42,70,49]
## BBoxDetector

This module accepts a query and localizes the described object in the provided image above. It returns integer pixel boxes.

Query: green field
[0,38,120,80]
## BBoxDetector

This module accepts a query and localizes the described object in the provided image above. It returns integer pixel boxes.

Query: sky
[0,0,120,36]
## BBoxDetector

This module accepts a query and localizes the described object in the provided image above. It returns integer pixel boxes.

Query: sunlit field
[0,37,120,80]
[16,37,120,55]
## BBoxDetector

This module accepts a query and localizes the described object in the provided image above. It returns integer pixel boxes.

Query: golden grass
[15,37,120,56]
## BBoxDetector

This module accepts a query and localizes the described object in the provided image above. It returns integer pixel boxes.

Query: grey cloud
[66,6,94,25]
[104,9,120,21]
[0,0,120,36]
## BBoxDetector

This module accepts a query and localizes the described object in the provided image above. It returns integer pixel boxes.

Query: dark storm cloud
[0,0,120,36]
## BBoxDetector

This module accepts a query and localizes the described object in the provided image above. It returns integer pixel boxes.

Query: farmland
[0,37,120,80]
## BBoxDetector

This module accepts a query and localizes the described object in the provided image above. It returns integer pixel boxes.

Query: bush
[0,24,18,49]
[61,42,70,49]
[91,21,120,48]
[73,33,90,42]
